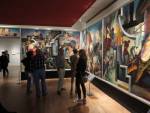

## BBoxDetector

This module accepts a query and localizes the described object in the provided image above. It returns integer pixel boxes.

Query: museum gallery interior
[0,0,150,113]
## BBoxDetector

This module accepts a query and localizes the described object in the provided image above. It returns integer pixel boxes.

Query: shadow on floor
[68,104,89,113]
[0,103,17,113]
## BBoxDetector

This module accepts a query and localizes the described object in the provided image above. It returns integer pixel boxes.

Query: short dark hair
[73,49,78,54]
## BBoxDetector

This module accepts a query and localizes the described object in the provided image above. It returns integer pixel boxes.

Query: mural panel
[21,29,60,70]
[118,0,150,101]
[86,21,102,77]
[80,30,87,49]
[83,0,150,102]
[103,12,118,84]
[21,29,54,58]
[0,28,20,38]
[59,31,80,59]
[21,29,80,70]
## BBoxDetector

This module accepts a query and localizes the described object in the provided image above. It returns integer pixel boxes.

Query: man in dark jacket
[1,51,9,77]
[32,48,47,97]
[21,51,33,94]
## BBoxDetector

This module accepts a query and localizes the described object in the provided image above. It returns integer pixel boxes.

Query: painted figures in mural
[58,31,80,69]
[119,0,150,101]
[103,13,117,83]
[0,28,20,38]
[60,32,80,59]
[85,22,102,77]
[102,0,150,100]
[21,29,80,70]
[21,30,60,69]
[84,0,150,101]
[21,29,54,58]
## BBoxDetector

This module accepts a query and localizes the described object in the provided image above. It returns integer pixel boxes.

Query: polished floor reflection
[0,66,131,113]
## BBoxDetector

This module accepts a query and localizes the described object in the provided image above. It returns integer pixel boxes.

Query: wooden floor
[0,66,131,113]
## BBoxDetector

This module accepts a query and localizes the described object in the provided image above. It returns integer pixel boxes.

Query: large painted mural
[59,31,80,59]
[21,29,60,70]
[0,28,20,38]
[83,0,150,101]
[21,29,54,59]
[80,30,87,49]
[21,29,80,70]
[119,0,150,101]
[85,21,102,77]
[103,12,118,84]
[57,31,80,69]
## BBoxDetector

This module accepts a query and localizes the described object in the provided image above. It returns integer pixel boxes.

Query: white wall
[0,38,20,66]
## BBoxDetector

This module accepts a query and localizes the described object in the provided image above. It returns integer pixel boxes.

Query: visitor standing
[69,49,78,97]
[32,48,47,97]
[1,51,9,77]
[76,49,87,104]
[56,47,65,95]
[21,51,33,94]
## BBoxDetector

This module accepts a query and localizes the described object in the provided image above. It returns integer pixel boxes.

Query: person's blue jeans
[33,68,47,97]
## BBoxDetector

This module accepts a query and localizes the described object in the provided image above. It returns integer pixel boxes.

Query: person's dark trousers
[27,76,32,93]
[76,77,86,99]
[33,68,47,97]
[2,67,8,77]
[25,71,32,93]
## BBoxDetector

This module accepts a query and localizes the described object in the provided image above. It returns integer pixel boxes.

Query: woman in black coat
[1,52,9,77]
[76,49,87,104]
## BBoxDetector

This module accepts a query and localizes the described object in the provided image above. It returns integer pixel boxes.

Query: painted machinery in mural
[117,0,150,100]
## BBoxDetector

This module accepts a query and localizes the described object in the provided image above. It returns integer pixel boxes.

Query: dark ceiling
[0,0,95,27]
